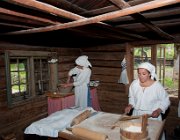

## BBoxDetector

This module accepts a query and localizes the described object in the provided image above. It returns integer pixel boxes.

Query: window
[34,58,49,94]
[10,58,29,101]
[131,44,179,98]
[5,51,51,106]
[133,47,152,79]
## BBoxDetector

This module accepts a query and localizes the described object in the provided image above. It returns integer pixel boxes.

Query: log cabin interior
[0,0,180,140]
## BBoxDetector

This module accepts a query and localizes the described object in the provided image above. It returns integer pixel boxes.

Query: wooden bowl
[120,122,148,140]
[58,86,73,94]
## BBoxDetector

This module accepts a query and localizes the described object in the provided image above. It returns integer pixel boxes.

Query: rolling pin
[72,127,108,140]
[71,110,91,126]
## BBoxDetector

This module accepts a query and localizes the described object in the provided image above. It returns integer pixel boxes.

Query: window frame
[128,44,179,98]
[5,50,51,107]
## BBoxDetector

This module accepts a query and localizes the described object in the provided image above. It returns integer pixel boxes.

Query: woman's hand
[151,108,162,118]
[125,104,133,114]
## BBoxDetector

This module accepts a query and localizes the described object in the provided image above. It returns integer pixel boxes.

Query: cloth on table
[24,107,94,137]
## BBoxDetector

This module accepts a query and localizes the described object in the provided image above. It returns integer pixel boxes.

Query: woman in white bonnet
[124,62,170,140]
[62,55,92,109]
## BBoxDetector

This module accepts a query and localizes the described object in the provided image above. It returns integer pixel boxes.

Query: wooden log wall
[0,42,80,140]
[81,44,129,114]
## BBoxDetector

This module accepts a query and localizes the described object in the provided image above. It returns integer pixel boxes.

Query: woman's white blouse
[129,79,170,114]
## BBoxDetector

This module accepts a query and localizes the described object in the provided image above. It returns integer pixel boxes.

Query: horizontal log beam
[5,0,145,40]
[81,0,152,16]
[0,7,58,24]
[109,0,175,39]
[3,0,179,35]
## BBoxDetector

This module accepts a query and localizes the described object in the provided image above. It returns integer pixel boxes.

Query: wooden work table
[46,88,101,115]
[57,112,165,140]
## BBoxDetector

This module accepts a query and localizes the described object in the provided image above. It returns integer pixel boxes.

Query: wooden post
[49,63,58,92]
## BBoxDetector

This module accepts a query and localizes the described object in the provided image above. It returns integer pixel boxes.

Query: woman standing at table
[124,62,170,140]
[62,55,92,109]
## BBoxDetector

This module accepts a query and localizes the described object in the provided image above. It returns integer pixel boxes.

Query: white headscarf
[138,62,157,80]
[75,55,92,68]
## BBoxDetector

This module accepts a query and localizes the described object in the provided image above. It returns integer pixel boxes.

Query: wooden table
[56,112,165,140]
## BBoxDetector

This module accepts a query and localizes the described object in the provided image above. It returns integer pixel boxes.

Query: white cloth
[129,79,170,121]
[24,108,81,137]
[24,107,94,137]
[75,55,92,68]
[138,62,157,80]
[69,66,91,109]
[118,58,129,84]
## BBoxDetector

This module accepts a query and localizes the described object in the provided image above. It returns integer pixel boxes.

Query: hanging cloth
[118,57,129,85]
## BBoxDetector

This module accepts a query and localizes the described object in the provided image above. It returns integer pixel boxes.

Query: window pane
[10,59,18,71]
[12,85,19,94]
[10,58,28,99]
[34,59,40,70]
[11,72,19,85]
[42,59,48,69]
[34,58,49,94]
[19,59,27,71]
[20,84,26,92]
[19,71,26,83]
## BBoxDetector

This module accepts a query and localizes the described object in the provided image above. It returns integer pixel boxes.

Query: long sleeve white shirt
[129,79,170,115]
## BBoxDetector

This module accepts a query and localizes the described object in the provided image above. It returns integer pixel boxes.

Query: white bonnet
[138,62,157,80]
[75,55,92,68]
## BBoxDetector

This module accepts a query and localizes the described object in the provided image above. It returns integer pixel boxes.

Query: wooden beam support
[3,0,146,40]
[42,0,87,13]
[7,0,83,20]
[81,0,152,16]
[0,14,48,26]
[3,0,179,35]
[109,7,180,22]
[0,22,32,29]
[0,7,58,24]
[6,0,108,26]
[0,6,142,40]
[108,0,175,40]
[116,19,180,32]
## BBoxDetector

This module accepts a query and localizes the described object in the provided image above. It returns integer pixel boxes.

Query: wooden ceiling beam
[108,0,175,40]
[7,0,84,20]
[41,0,87,13]
[6,0,110,27]
[0,7,58,25]
[109,7,180,22]
[81,0,152,16]
[4,0,146,40]
[0,14,48,26]
[117,19,180,32]
[0,22,33,29]
[0,8,135,41]
[3,0,179,35]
